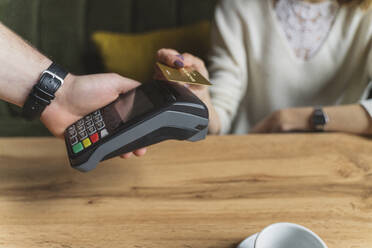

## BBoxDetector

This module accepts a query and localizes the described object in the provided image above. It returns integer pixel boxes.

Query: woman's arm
[208,0,248,134]
[253,43,372,134]
[251,104,372,134]
[156,0,248,135]
[324,104,372,133]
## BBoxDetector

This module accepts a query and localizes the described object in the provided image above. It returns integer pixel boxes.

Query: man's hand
[251,107,314,133]
[41,73,146,158]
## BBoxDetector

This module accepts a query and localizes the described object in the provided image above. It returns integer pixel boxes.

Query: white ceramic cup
[238,223,328,248]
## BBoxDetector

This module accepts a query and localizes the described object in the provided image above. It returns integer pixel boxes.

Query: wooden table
[0,134,371,248]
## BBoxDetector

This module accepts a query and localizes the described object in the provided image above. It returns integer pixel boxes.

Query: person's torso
[231,0,371,134]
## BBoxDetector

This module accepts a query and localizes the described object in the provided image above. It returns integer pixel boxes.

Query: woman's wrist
[208,107,222,134]
[203,94,221,134]
[288,107,314,131]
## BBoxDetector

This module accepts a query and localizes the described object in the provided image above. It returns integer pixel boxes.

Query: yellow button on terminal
[82,138,92,148]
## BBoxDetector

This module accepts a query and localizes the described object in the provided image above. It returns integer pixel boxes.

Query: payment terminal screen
[102,88,155,132]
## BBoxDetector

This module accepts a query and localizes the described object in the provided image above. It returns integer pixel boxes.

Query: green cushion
[0,0,217,137]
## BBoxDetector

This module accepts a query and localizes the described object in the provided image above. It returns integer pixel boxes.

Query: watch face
[313,113,327,125]
[312,109,329,131]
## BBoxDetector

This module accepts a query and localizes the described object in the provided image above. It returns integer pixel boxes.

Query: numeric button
[95,121,105,130]
[93,110,101,116]
[84,115,92,122]
[77,125,86,132]
[77,119,85,126]
[68,128,77,137]
[78,131,88,140]
[87,126,97,135]
[70,136,78,146]
[68,125,76,132]
[93,115,102,122]
[85,120,94,127]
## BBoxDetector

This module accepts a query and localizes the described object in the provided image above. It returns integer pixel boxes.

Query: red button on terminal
[90,133,99,144]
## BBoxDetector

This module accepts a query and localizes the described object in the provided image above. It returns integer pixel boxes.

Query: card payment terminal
[64,80,209,172]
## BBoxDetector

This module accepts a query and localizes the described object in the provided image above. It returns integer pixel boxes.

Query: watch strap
[48,63,68,79]
[22,63,67,120]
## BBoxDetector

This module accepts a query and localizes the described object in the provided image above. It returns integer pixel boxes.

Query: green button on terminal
[72,142,84,154]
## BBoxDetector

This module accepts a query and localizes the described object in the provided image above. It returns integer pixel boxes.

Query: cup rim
[254,222,328,248]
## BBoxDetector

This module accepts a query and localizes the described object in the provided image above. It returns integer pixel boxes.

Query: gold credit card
[156,62,212,86]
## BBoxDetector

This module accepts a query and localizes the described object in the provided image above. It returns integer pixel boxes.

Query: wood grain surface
[0,134,371,248]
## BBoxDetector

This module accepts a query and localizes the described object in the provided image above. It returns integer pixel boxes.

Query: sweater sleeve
[359,22,372,117]
[208,0,248,134]
[369,44,372,80]
[360,51,372,116]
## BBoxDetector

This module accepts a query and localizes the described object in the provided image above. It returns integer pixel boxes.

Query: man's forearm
[0,22,51,107]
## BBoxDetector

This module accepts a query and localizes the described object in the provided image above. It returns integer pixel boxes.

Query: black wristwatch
[22,63,68,120]
[311,107,329,131]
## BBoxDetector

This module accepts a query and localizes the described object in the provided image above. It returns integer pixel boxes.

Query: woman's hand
[155,48,221,134]
[251,107,313,133]
[155,48,209,99]
[41,73,147,158]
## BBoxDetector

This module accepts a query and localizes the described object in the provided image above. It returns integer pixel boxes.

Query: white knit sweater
[208,0,372,134]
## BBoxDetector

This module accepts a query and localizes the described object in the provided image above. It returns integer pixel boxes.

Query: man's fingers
[134,148,147,157]
[113,73,141,94]
[120,152,133,159]
[120,148,147,159]
[157,48,184,68]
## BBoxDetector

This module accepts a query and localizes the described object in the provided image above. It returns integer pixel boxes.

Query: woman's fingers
[153,65,167,81]
[157,48,184,68]
[182,53,202,68]
[182,53,209,79]
[156,49,209,84]
[156,49,208,77]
